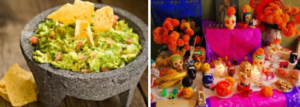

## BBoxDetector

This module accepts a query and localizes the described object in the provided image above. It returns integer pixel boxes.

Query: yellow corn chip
[0,79,9,102]
[94,6,114,32]
[47,0,94,25]
[3,64,37,106]
[75,20,94,47]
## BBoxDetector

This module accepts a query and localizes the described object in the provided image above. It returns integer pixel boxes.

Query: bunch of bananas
[155,72,187,89]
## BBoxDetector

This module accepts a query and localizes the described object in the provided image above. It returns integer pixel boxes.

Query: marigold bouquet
[256,3,300,37]
[152,17,200,53]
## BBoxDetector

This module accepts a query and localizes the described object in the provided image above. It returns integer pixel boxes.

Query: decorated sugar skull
[252,48,265,71]
[225,7,236,30]
[170,54,184,71]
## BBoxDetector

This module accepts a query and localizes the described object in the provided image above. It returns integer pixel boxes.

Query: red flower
[194,35,201,44]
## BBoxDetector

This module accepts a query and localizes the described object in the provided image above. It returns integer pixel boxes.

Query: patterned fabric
[203,21,261,63]
[209,89,286,107]
[284,87,300,107]
[151,0,202,27]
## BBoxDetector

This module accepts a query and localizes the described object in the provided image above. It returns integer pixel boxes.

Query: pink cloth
[205,28,261,62]
[209,89,286,107]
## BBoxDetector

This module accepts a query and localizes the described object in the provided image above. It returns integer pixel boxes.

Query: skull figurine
[225,7,236,30]
[170,54,184,71]
[225,15,236,30]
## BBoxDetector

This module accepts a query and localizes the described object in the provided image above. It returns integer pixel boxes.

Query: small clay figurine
[173,89,179,95]
[201,63,214,88]
[210,57,215,67]
[223,56,230,66]
[170,54,184,71]
[237,82,253,97]
[225,7,236,30]
[187,65,197,80]
[294,59,300,70]
[161,89,168,97]
[227,62,235,77]
[233,58,238,65]
[241,5,252,25]
[239,56,253,82]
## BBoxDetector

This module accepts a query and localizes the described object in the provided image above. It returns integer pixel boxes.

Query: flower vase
[265,28,282,49]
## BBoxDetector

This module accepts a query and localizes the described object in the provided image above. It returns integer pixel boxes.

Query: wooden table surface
[0,0,148,107]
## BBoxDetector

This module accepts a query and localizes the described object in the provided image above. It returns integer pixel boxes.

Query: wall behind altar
[151,0,300,59]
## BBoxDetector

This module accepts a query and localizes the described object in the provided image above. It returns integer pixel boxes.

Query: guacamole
[31,19,141,72]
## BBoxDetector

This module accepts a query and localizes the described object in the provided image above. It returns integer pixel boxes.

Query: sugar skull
[215,62,225,78]
[225,7,236,30]
[252,48,265,71]
[170,54,184,71]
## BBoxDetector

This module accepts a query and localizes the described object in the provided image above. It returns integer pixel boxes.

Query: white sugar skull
[215,62,225,78]
[170,54,184,71]
[225,15,236,30]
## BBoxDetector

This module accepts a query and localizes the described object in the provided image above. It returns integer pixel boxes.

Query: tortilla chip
[0,79,9,102]
[3,64,37,106]
[47,0,94,25]
[94,6,114,32]
[75,20,94,46]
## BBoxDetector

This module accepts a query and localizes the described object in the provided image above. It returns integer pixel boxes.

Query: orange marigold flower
[171,31,180,39]
[180,22,190,30]
[184,41,189,45]
[273,16,282,24]
[264,10,273,15]
[177,39,184,46]
[285,6,291,12]
[171,19,180,27]
[153,35,163,44]
[258,14,266,22]
[183,45,191,51]
[181,19,187,23]
[260,86,273,97]
[291,7,299,14]
[168,43,177,51]
[266,15,274,24]
[242,5,252,13]
[282,13,290,22]
[227,7,236,16]
[273,10,281,16]
[185,28,194,36]
[182,35,190,42]
[152,27,162,36]
[163,37,169,44]
[278,22,287,29]
[165,17,172,22]
[161,27,169,37]
[269,3,276,8]
[287,23,295,30]
[163,21,174,30]
[296,30,300,35]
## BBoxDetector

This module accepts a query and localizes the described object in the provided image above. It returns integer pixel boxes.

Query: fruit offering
[170,54,184,71]
[183,87,194,99]
[194,62,202,71]
[201,63,210,74]
[156,71,187,89]
[260,86,273,97]
[274,79,293,92]
[155,51,171,68]
[225,76,235,85]
[215,80,233,97]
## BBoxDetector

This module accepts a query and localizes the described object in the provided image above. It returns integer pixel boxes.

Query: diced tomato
[126,40,131,45]
[75,41,83,50]
[55,52,62,61]
[113,15,119,26]
[81,69,91,73]
[30,37,38,45]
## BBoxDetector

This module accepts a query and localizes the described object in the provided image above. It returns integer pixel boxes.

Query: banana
[159,78,182,89]
[155,71,187,84]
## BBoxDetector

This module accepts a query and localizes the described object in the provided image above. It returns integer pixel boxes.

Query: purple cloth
[284,87,300,107]
[203,25,261,63]
[209,89,286,107]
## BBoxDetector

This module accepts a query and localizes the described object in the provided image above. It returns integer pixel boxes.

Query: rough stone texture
[20,4,148,107]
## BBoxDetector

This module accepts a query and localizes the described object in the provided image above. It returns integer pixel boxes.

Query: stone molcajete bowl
[20,4,148,107]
